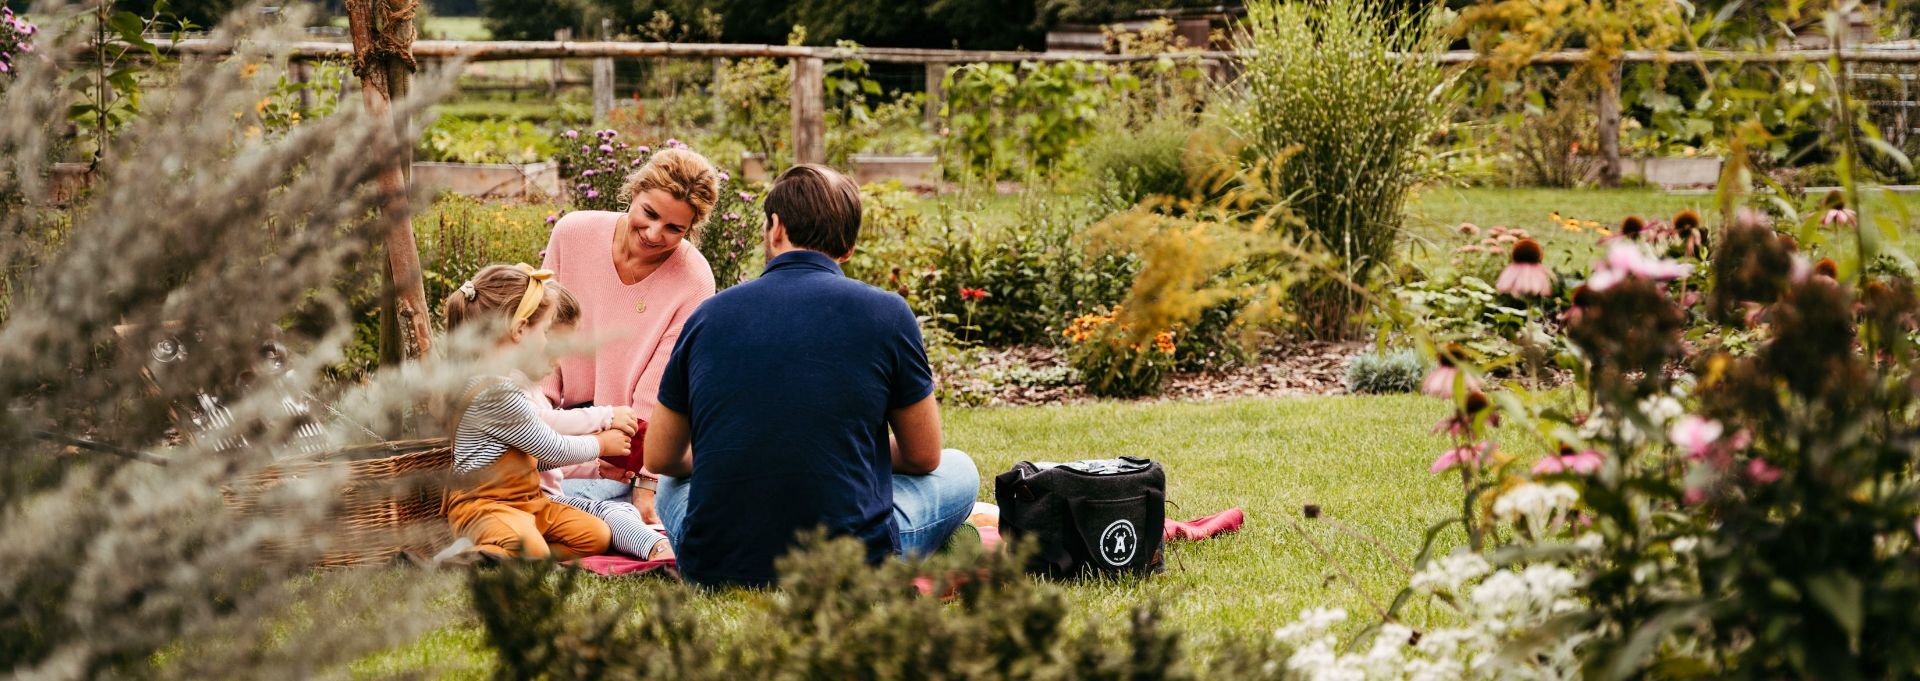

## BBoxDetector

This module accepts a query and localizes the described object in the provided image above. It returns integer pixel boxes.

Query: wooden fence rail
[161,38,1920,171]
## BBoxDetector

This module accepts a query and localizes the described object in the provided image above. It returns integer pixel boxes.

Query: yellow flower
[289,111,301,123]
[240,62,260,78]
[255,98,271,114]
[243,125,261,138]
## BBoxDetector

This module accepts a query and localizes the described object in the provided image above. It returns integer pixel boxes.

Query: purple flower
[563,130,579,139]
[636,145,651,153]
[718,171,731,183]
[599,144,614,153]
[739,192,755,202]
[631,158,644,166]
[545,215,559,224]
[665,138,684,148]
[582,170,596,177]
[618,143,629,149]
[576,183,590,191]
[1588,242,1691,291]
[722,212,739,221]
[586,190,600,199]
[580,145,591,153]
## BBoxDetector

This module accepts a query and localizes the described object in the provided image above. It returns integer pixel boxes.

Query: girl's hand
[609,406,639,435]
[595,429,631,456]
[596,459,631,481]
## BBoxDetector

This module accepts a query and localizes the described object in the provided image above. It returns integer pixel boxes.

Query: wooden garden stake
[345,0,432,363]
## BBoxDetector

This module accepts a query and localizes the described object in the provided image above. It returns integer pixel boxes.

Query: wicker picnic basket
[226,438,455,568]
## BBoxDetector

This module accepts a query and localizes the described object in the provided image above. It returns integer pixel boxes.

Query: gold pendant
[635,299,647,315]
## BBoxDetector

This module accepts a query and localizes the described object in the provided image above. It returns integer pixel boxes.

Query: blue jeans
[657,448,980,558]
[559,478,634,503]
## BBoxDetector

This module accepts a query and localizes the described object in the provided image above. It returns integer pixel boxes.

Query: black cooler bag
[993,457,1165,578]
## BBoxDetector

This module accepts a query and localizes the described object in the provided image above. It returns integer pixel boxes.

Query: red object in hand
[600,419,648,473]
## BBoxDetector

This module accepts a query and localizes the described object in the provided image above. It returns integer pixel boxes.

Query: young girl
[442,263,628,560]
[534,285,674,560]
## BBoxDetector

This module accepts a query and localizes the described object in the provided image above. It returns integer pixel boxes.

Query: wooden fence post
[592,20,614,123]
[924,61,947,129]
[792,56,826,165]
[344,0,432,363]
[712,56,727,124]
[551,28,570,96]
[1597,60,1624,187]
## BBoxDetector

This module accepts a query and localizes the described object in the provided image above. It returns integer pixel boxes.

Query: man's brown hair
[764,164,862,259]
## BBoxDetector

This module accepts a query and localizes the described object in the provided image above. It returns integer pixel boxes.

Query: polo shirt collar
[764,249,844,276]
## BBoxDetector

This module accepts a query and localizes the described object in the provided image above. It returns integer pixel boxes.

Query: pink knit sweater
[539,210,716,476]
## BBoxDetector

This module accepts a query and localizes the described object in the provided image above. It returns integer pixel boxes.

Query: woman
[540,147,721,523]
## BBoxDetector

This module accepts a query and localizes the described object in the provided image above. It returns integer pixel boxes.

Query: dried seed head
[1815,258,1838,279]
[1822,189,1846,211]
[1674,209,1701,235]
[1620,216,1645,239]
[1511,238,1543,265]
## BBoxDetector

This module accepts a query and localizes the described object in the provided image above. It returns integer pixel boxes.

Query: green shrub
[942,61,1134,181]
[1228,0,1452,337]
[927,192,1138,347]
[1342,348,1426,394]
[419,118,558,165]
[465,536,1291,680]
[1081,113,1195,207]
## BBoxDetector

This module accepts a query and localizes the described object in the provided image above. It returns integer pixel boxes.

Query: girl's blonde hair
[620,147,721,230]
[443,264,560,332]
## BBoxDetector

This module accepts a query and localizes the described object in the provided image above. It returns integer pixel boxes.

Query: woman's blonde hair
[620,147,721,230]
[443,264,560,332]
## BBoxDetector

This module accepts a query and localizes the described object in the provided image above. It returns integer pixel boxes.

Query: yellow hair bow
[512,263,555,324]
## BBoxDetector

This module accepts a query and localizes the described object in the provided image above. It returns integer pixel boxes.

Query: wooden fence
[165,38,1920,177]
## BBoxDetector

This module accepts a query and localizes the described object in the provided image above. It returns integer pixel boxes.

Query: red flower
[959,287,990,302]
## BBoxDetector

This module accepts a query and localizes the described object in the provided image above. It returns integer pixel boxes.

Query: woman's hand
[609,406,639,435]
[633,486,662,525]
[594,429,631,457]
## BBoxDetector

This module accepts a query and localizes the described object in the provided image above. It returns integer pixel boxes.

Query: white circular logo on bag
[1099,519,1138,566]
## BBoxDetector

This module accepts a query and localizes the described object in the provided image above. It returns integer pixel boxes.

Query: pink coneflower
[1746,458,1782,484]
[1588,242,1692,291]
[1458,222,1480,236]
[1814,257,1839,280]
[1430,442,1492,474]
[1819,190,1856,227]
[1670,415,1723,459]
[1617,215,1646,241]
[1496,239,1554,297]
[562,129,579,139]
[1432,391,1498,437]
[1533,444,1604,475]
[1421,347,1478,398]
[1562,284,1597,326]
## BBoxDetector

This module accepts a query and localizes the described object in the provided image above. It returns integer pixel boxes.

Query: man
[643,164,979,588]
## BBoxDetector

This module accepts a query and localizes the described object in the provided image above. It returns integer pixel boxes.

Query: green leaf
[1806,572,1863,646]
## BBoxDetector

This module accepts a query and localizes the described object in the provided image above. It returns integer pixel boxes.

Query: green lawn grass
[356,394,1471,677]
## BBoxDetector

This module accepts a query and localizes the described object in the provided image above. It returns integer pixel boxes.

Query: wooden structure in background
[169,38,1920,186]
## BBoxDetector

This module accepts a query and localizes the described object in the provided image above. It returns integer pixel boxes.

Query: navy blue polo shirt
[657,249,935,588]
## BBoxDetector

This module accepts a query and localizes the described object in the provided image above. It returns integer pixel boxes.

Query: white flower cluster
[1276,552,1588,680]
[1579,392,1686,445]
[1493,482,1580,538]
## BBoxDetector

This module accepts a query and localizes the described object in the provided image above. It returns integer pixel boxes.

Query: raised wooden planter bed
[411,160,559,200]
[850,154,940,188]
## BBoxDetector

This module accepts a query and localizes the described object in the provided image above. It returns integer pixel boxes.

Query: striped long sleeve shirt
[453,379,600,475]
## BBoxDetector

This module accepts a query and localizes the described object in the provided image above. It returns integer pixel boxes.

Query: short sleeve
[887,299,936,410]
[656,314,697,414]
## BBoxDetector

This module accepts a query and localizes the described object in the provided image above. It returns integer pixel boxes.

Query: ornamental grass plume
[0,4,488,676]
[1495,238,1554,297]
